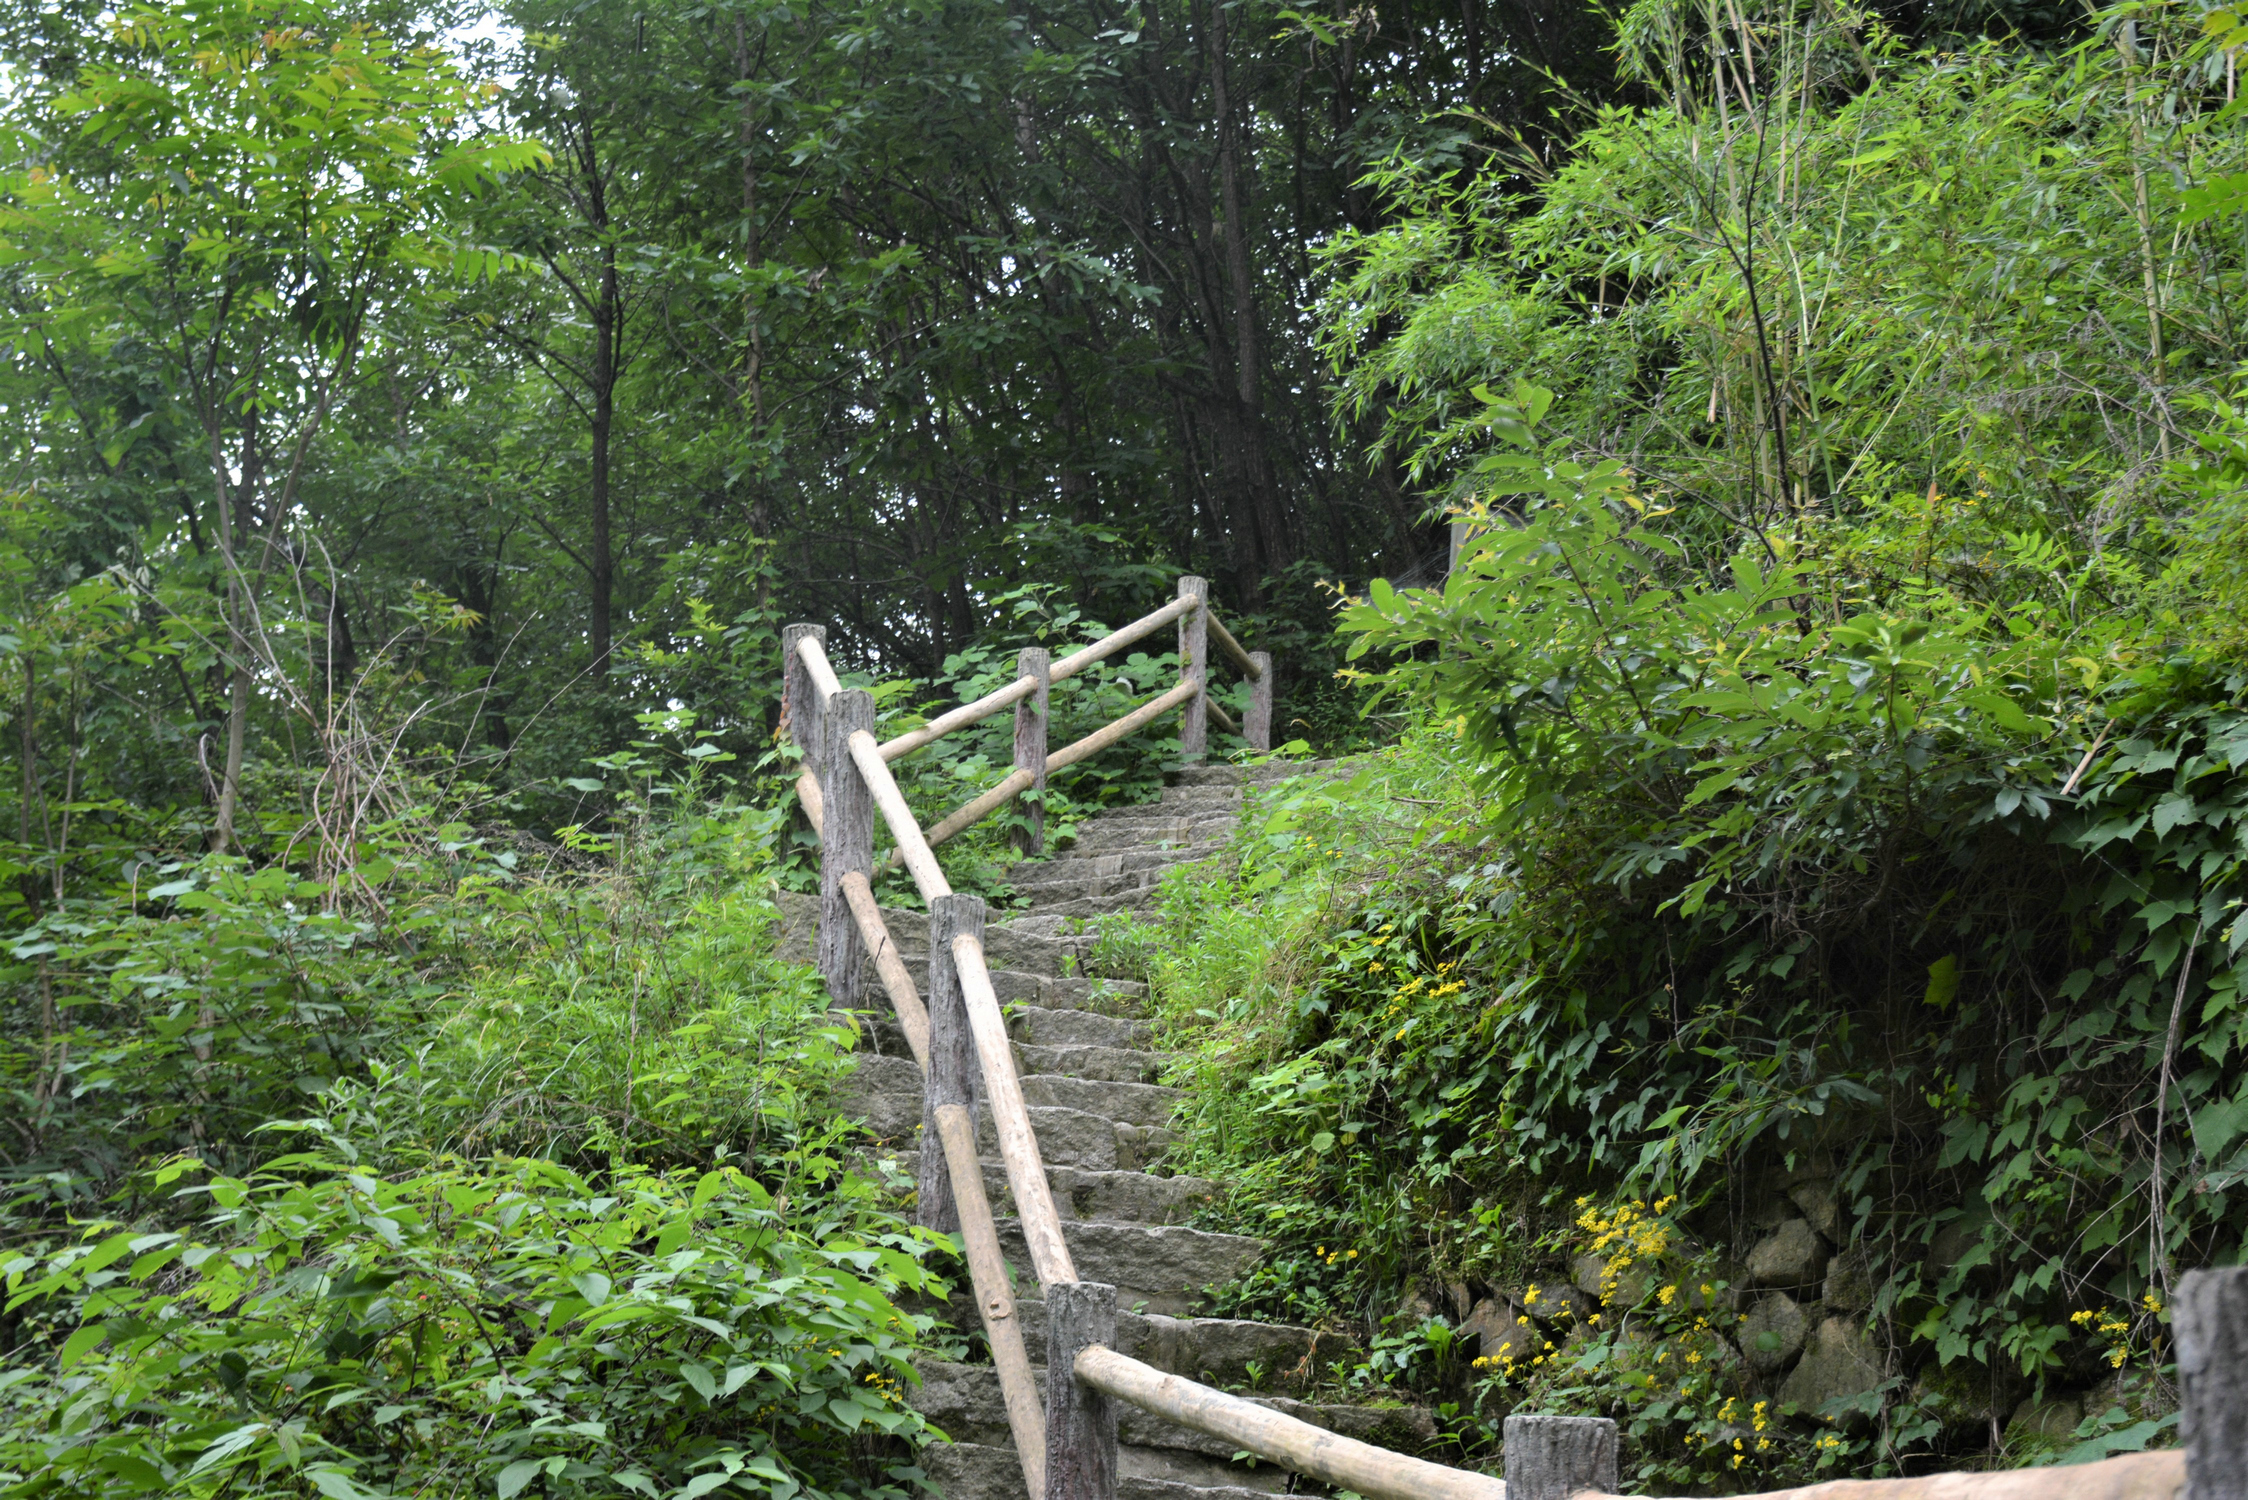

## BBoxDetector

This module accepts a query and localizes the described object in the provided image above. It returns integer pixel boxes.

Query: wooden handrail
[1049,677,1200,773]
[847,729,952,900]
[1207,695,1239,735]
[1206,609,1260,681]
[795,632,846,702]
[1074,1346,1504,1500]
[878,595,1197,763]
[1580,1449,2182,1499]
[954,930,1079,1289]
[840,870,929,1066]
[886,677,1205,870]
[935,1102,1048,1500]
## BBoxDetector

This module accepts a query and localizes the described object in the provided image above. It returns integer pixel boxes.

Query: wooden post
[782,623,826,752]
[916,893,985,1235]
[1448,519,1469,578]
[816,687,874,1012]
[2179,1266,2248,1500]
[1046,1281,1119,1500]
[1177,576,1207,762]
[1245,650,1273,752]
[1014,647,1050,855]
[1503,1414,1617,1500]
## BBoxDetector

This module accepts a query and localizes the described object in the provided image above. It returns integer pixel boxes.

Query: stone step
[1008,867,1169,903]
[1020,890,1168,921]
[995,1219,1263,1316]
[778,893,1094,976]
[913,1363,1437,1481]
[1005,1302,1353,1392]
[1168,759,1340,789]
[1018,1043,1164,1084]
[1079,805,1241,831]
[848,1016,1161,1086]
[1158,780,1253,802]
[1066,819,1237,854]
[1007,1003,1151,1051]
[1018,1073,1178,1128]
[993,1105,1176,1172]
[1091,805,1230,832]
[920,1440,1289,1500]
[840,1062,1176,1136]
[991,972,1149,1015]
[894,1154,1217,1225]
[1012,847,1219,883]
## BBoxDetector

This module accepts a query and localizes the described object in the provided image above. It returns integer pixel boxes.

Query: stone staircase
[795,761,1436,1500]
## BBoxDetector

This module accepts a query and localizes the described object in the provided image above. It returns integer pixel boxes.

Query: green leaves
[0,1128,943,1499]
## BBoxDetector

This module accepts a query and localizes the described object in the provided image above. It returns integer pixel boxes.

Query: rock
[1789,1179,1841,1240]
[2005,1395,2083,1450]
[1911,1361,2003,1440]
[1926,1212,1990,1282]
[2088,1367,2166,1425]
[1739,1292,1808,1375]
[1394,1289,1436,1325]
[1747,1191,1799,1231]
[1746,1218,1829,1290]
[1823,1247,1874,1313]
[1462,1297,1536,1368]
[1445,1281,1473,1321]
[1541,1282,1600,1328]
[1684,1261,1747,1315]
[1568,1252,1652,1309]
[1779,1317,1885,1426]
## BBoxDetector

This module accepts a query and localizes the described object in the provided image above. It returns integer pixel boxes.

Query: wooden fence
[781,577,2234,1500]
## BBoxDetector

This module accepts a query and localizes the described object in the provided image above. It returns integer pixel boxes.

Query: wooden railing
[781,578,2232,1500]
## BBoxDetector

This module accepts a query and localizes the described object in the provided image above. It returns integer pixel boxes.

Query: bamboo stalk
[934,1103,1046,1500]
[878,595,1197,762]
[1072,1347,1506,1500]
[1206,610,1259,680]
[839,870,928,1067]
[846,729,952,901]
[952,931,1078,1288]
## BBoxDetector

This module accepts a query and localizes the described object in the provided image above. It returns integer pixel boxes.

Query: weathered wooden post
[1448,519,1471,578]
[1014,647,1050,855]
[782,622,826,754]
[1046,1280,1119,1500]
[1245,650,1273,752]
[916,893,985,1235]
[2180,1266,2248,1500]
[1503,1414,1617,1500]
[815,687,873,1012]
[1177,576,1208,762]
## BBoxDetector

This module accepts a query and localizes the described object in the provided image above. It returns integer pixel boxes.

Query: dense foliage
[5,0,2248,1490]
[1089,0,2248,1488]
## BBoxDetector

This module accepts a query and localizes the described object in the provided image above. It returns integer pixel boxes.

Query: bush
[0,1081,943,1500]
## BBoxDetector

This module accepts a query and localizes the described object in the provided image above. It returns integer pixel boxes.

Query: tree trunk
[589,213,619,674]
[1207,0,1285,602]
[211,435,247,854]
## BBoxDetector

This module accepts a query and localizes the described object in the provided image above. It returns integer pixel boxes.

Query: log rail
[781,582,2225,1500]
